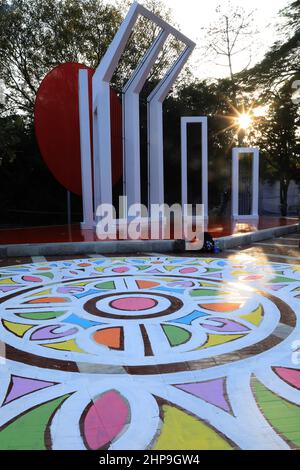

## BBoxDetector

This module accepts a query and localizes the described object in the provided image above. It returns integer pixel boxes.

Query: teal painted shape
[64,314,104,329]
[171,310,209,325]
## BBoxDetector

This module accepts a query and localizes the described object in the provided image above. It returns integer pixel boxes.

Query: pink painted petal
[83,390,129,450]
[274,367,300,390]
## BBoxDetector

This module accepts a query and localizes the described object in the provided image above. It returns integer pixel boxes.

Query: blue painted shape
[74,289,100,299]
[217,261,227,267]
[153,286,185,294]
[64,314,104,329]
[93,260,105,265]
[171,310,209,325]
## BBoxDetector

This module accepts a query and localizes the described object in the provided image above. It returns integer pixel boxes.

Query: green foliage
[248,85,300,215]
[0,0,122,115]
[238,0,300,91]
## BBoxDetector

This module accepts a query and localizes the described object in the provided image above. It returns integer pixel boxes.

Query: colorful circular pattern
[0,256,299,450]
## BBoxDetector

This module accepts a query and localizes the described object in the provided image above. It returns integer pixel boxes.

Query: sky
[108,0,291,79]
[162,0,289,78]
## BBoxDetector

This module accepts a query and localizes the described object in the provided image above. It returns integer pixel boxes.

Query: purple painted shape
[204,273,222,279]
[57,286,84,294]
[267,284,288,291]
[167,281,194,288]
[202,317,249,333]
[175,378,231,412]
[4,375,55,404]
[30,324,77,341]
[0,286,21,293]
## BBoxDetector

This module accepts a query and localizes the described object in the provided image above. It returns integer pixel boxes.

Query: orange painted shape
[27,297,69,304]
[93,327,123,350]
[136,280,160,289]
[199,303,243,312]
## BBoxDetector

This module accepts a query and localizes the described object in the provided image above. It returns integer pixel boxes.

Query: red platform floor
[0,216,298,245]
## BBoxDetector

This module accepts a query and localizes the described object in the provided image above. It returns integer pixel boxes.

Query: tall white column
[91,2,195,224]
[148,46,195,208]
[78,69,94,229]
[92,3,140,213]
[232,148,239,219]
[123,30,168,208]
[252,148,259,217]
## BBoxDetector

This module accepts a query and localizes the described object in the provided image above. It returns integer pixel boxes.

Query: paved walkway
[0,233,299,450]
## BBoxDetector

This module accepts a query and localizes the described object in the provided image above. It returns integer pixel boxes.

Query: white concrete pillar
[78,69,94,229]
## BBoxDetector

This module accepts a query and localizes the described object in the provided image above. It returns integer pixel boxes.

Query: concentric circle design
[0,256,299,450]
[110,296,157,311]
[85,290,181,321]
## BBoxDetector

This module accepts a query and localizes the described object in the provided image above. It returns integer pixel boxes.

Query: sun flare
[237,113,252,130]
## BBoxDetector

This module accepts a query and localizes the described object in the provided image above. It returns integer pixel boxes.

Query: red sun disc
[34,62,122,195]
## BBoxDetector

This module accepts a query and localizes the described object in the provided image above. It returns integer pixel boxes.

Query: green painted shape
[206,268,222,273]
[190,289,227,297]
[135,265,152,270]
[95,281,115,290]
[0,394,70,450]
[17,311,66,320]
[33,272,54,280]
[162,325,191,347]
[254,380,300,448]
[269,276,297,284]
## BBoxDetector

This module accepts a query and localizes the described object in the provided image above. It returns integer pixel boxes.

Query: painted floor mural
[0,256,299,450]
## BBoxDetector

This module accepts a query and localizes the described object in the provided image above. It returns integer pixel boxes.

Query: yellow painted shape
[240,304,264,326]
[3,320,33,337]
[42,339,84,353]
[94,267,106,273]
[198,282,219,287]
[230,270,249,276]
[197,333,244,350]
[0,278,17,285]
[154,405,233,450]
[164,266,178,271]
[27,289,52,298]
[68,281,93,287]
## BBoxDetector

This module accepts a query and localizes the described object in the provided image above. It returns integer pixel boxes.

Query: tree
[201,2,257,145]
[0,0,122,116]
[249,86,300,216]
[239,0,300,91]
[202,2,257,83]
[0,0,188,117]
